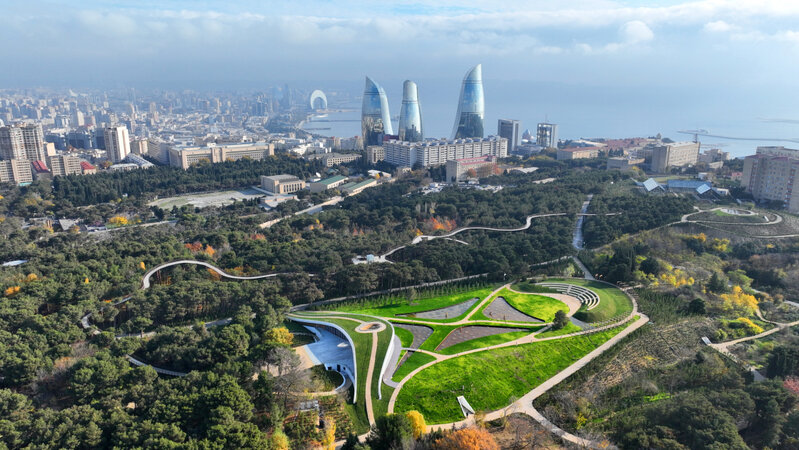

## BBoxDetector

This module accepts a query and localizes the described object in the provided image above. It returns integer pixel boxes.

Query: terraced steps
[538,283,600,310]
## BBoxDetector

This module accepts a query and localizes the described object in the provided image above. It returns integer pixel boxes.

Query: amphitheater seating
[538,283,600,310]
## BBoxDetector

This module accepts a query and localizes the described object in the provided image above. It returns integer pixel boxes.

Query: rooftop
[315,175,347,185]
[263,174,301,181]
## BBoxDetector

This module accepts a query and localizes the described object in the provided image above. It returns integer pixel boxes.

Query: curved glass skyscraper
[452,64,485,139]
[398,80,423,142]
[361,76,393,147]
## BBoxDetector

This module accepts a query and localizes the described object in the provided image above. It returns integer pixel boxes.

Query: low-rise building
[309,175,348,193]
[340,178,377,195]
[322,152,361,167]
[80,161,96,175]
[445,155,497,182]
[261,174,306,194]
[607,156,645,170]
[557,147,600,160]
[0,159,33,184]
[169,142,275,169]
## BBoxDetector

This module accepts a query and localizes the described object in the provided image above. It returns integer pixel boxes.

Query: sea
[302,79,799,159]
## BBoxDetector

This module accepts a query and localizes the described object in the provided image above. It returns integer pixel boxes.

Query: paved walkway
[482,297,542,323]
[707,302,799,381]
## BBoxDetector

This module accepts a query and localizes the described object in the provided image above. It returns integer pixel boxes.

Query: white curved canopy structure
[309,89,328,110]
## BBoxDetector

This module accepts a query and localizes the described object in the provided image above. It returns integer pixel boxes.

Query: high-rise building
[452,64,485,139]
[384,136,507,168]
[47,154,82,177]
[0,124,45,162]
[361,77,393,147]
[536,123,558,148]
[20,124,46,162]
[104,125,131,163]
[0,126,26,160]
[651,142,700,173]
[756,146,799,158]
[398,81,423,142]
[0,159,33,185]
[742,153,799,213]
[497,119,520,153]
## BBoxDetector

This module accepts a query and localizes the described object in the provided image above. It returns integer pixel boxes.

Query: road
[259,196,344,229]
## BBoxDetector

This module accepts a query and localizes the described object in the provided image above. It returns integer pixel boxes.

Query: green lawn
[394,326,414,348]
[330,287,497,322]
[394,322,632,424]
[438,329,539,355]
[472,288,567,323]
[544,278,634,323]
[417,324,461,351]
[535,322,581,338]
[392,352,437,382]
[511,282,557,294]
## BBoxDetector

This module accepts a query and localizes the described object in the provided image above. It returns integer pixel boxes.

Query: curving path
[372,201,621,262]
[707,302,799,381]
[81,260,294,332]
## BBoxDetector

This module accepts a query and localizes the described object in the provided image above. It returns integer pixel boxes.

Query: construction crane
[678,129,709,143]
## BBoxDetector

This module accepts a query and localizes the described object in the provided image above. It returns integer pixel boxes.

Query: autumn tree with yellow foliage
[720,286,759,316]
[265,327,293,346]
[405,410,426,439]
[108,216,129,226]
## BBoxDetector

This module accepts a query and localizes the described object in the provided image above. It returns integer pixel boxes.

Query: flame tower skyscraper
[451,64,485,139]
[361,77,393,147]
[398,80,423,142]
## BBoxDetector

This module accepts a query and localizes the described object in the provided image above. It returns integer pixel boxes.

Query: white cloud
[704,20,736,33]
[620,20,654,44]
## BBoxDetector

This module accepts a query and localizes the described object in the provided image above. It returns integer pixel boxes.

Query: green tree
[366,413,414,450]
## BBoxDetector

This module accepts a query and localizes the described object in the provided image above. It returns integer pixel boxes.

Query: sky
[2,0,798,153]
[2,0,799,89]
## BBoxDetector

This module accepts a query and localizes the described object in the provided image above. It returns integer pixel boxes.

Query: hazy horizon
[3,0,798,155]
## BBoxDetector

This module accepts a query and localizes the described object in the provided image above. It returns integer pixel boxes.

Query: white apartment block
[104,126,131,163]
[384,136,507,168]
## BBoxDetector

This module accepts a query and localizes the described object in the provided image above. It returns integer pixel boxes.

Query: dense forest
[44,156,325,206]
[0,157,715,448]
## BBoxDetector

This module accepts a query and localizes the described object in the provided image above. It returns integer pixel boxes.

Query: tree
[687,298,707,315]
[366,413,414,450]
[321,417,336,450]
[433,427,500,450]
[552,310,569,330]
[405,410,426,439]
[707,272,728,294]
[639,257,661,276]
[269,430,290,450]
[265,327,293,346]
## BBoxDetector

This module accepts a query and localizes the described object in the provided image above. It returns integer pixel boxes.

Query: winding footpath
[707,303,799,381]
[374,208,620,262]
